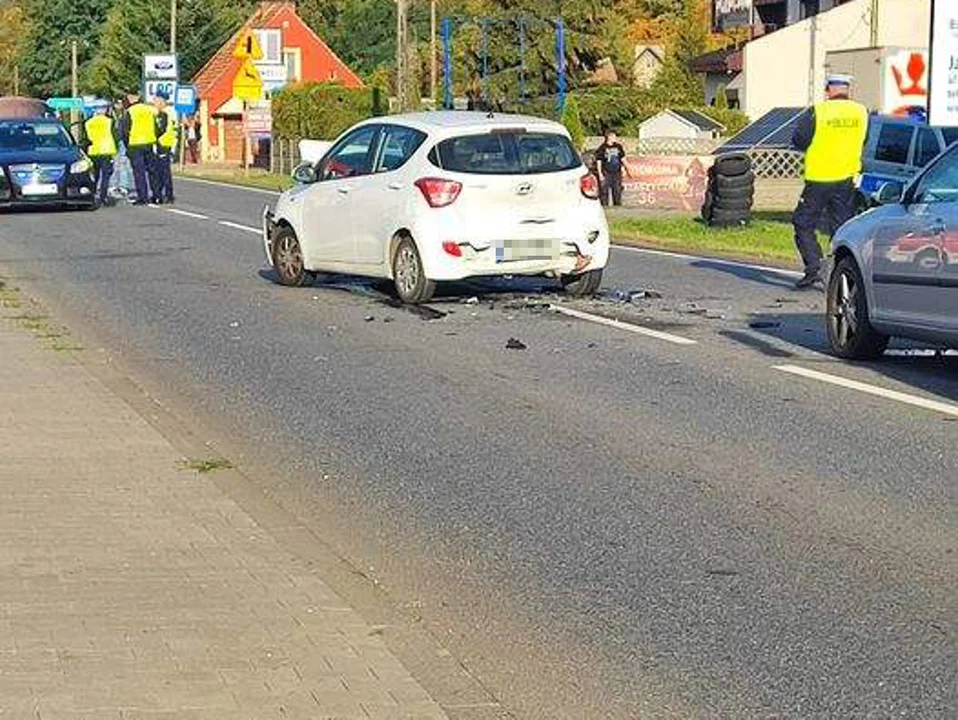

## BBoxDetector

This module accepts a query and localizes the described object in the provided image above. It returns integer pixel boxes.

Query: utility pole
[70,39,79,125]
[13,64,19,96]
[170,0,178,53]
[807,13,818,105]
[395,0,409,111]
[869,0,879,48]
[430,0,437,107]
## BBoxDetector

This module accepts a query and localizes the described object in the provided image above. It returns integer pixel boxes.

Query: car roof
[359,111,568,136]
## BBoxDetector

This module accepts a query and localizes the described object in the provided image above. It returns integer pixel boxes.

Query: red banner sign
[622,155,714,211]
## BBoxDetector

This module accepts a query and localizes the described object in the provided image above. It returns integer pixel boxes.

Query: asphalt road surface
[1,179,955,719]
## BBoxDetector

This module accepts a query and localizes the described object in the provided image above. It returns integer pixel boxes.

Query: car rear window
[942,127,958,148]
[874,123,915,165]
[429,132,582,175]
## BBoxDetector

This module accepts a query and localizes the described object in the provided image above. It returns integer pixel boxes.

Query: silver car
[827,142,958,359]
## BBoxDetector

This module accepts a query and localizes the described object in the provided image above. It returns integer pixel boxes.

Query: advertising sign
[622,155,714,211]
[258,64,289,92]
[143,54,179,81]
[144,79,178,103]
[929,0,958,126]
[243,103,272,136]
[883,50,929,119]
[714,0,753,32]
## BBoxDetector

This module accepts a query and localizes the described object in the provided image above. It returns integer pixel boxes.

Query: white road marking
[219,220,261,235]
[774,364,958,418]
[613,244,803,279]
[167,208,209,220]
[551,305,697,345]
[176,176,281,196]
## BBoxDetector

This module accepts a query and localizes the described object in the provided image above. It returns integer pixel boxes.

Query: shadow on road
[749,311,958,403]
[690,259,798,289]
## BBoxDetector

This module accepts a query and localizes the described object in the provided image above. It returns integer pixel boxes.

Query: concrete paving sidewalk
[0,316,448,719]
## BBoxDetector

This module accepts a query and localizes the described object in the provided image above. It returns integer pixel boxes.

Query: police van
[858,115,958,207]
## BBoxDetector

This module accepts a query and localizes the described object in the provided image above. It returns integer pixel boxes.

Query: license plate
[21,183,59,196]
[496,239,558,263]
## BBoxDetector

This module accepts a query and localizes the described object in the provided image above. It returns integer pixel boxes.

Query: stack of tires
[702,153,755,227]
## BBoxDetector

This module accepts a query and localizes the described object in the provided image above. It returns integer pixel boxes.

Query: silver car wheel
[395,245,420,298]
[276,233,303,282]
[832,268,859,349]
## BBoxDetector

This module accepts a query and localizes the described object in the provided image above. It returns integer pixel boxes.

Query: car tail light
[580,173,599,200]
[415,177,462,208]
[442,241,462,257]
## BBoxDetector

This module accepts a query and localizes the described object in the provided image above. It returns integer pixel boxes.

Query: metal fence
[269,138,303,177]
[742,148,804,179]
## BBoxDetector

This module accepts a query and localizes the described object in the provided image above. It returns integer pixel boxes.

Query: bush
[696,107,750,137]
[560,95,585,150]
[273,82,375,139]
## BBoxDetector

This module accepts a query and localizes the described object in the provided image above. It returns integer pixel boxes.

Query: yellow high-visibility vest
[84,114,117,158]
[804,99,868,183]
[128,103,157,147]
[158,106,177,150]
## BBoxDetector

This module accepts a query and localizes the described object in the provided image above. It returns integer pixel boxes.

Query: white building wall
[638,112,699,140]
[741,0,930,119]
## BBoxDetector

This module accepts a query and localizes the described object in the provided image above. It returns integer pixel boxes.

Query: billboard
[622,155,715,212]
[929,0,958,126]
[883,50,929,119]
[714,0,753,31]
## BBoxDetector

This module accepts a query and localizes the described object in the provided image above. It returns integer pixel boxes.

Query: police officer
[152,89,177,204]
[120,92,158,206]
[791,74,869,289]
[83,100,118,207]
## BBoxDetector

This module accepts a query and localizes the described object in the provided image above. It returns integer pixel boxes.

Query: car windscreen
[430,132,582,175]
[0,121,73,152]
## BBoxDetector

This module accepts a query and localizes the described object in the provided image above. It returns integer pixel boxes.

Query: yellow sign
[233,59,263,102]
[233,31,264,61]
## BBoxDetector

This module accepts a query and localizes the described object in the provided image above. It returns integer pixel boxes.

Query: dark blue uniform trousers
[129,146,156,204]
[792,179,857,274]
[91,157,114,204]
[154,150,174,203]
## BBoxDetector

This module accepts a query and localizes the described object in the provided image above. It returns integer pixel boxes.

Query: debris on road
[463,296,480,305]
[749,320,782,330]
[364,316,375,322]
[229,321,240,328]
[704,309,726,320]
[506,338,527,350]
[677,302,708,316]
[598,288,663,304]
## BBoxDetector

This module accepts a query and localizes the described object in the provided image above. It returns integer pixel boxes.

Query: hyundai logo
[516,182,533,196]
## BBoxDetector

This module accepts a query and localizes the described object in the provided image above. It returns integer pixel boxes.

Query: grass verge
[609,211,828,267]
[175,166,292,193]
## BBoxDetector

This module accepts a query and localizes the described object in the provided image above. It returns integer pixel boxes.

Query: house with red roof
[192,0,363,163]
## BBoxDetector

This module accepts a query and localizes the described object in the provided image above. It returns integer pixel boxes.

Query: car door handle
[387,182,403,191]
[337,186,352,195]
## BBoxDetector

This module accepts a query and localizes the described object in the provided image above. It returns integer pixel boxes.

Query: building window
[255,29,283,64]
[283,48,301,83]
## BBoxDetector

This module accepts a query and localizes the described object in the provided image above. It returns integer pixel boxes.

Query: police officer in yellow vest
[152,88,177,204]
[791,74,869,288]
[83,100,118,207]
[120,92,159,206]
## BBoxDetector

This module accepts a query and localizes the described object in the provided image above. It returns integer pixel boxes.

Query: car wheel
[561,268,604,297]
[392,236,436,304]
[826,256,889,360]
[272,226,313,287]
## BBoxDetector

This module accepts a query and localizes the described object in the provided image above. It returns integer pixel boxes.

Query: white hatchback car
[262,112,610,303]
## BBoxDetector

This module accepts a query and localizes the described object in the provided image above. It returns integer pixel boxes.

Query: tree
[18,0,114,97]
[715,83,728,110]
[0,0,28,95]
[84,0,252,97]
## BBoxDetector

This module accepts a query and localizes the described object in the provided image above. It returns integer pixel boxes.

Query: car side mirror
[874,182,903,206]
[292,163,317,185]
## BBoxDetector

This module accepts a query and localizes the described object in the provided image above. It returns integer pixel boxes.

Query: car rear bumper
[262,206,276,266]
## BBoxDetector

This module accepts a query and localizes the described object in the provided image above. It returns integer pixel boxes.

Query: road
[1,179,955,719]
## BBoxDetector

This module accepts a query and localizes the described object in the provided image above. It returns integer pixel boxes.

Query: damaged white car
[263,112,610,303]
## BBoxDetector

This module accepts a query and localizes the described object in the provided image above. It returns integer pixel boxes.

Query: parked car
[263,112,610,303]
[827,141,958,359]
[857,115,958,209]
[0,116,96,210]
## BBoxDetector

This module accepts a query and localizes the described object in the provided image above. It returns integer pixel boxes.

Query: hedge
[272,82,378,140]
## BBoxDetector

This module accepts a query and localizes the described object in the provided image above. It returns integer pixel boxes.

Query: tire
[826,256,889,360]
[712,196,753,212]
[713,153,751,178]
[392,235,436,304]
[712,185,754,202]
[709,208,750,226]
[271,225,312,287]
[713,171,755,192]
[701,190,714,221]
[561,268,604,297]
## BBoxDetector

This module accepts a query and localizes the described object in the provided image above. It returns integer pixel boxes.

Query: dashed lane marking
[774,364,958,418]
[551,305,697,345]
[167,208,209,220]
[218,220,261,235]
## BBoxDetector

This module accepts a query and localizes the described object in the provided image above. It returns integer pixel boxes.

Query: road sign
[244,103,272,136]
[174,85,197,115]
[233,31,264,61]
[233,59,264,102]
[46,97,84,111]
[144,79,178,102]
[143,54,179,81]
[257,63,289,92]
